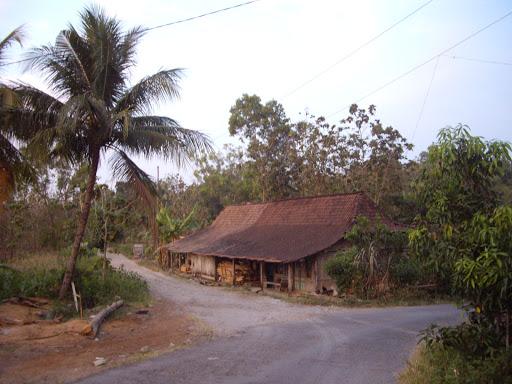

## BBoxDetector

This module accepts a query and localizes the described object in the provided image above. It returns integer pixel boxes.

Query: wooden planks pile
[216,260,256,284]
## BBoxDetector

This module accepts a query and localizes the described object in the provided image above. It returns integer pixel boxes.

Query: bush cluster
[324,249,359,292]
[325,248,422,296]
[400,343,512,384]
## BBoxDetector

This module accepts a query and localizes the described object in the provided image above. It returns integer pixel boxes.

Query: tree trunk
[59,150,100,299]
[80,300,124,337]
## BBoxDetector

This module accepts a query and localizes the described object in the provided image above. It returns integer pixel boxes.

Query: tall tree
[229,94,297,200]
[9,7,211,298]
[409,125,511,287]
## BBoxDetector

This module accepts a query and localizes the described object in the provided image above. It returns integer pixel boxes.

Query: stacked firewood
[216,260,255,284]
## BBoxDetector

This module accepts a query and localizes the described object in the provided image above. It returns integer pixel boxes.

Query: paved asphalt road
[76,255,462,384]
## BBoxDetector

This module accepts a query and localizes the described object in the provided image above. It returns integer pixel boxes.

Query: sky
[1,0,511,186]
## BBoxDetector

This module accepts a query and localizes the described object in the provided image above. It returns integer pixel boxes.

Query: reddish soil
[0,300,204,384]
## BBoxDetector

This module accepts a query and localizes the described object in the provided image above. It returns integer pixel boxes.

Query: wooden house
[165,192,401,294]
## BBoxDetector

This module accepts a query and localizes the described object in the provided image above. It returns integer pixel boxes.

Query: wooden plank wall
[187,254,216,278]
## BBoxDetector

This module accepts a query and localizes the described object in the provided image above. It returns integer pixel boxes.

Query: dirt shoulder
[109,253,333,335]
[0,299,205,384]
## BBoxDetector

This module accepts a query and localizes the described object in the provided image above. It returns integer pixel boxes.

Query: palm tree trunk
[59,149,100,299]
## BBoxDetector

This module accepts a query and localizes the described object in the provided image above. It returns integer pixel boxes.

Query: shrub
[0,253,149,307]
[74,256,149,307]
[0,266,62,300]
[325,249,359,293]
[399,343,512,384]
[390,257,422,287]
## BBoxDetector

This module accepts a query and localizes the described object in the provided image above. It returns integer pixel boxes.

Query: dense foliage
[410,126,512,379]
[399,344,512,384]
[325,216,411,298]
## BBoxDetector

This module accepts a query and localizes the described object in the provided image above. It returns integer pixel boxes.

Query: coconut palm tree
[0,26,33,208]
[9,7,211,298]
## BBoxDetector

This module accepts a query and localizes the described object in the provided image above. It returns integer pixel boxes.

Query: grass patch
[110,243,134,259]
[399,343,512,384]
[1,251,150,311]
[225,285,451,308]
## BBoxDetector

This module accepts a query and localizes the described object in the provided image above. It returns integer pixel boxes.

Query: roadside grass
[1,251,150,316]
[110,243,134,259]
[398,343,512,384]
[228,286,451,308]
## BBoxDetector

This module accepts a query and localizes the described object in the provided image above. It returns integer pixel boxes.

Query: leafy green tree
[450,206,512,351]
[409,125,511,288]
[8,7,211,298]
[229,94,298,200]
[193,145,260,221]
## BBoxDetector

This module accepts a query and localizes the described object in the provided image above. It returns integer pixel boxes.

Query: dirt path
[109,253,329,335]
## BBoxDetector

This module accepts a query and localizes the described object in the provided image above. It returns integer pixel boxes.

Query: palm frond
[0,133,35,184]
[117,26,145,74]
[113,115,212,166]
[24,43,86,99]
[54,29,92,92]
[79,5,145,105]
[0,26,25,67]
[115,69,183,115]
[110,148,157,209]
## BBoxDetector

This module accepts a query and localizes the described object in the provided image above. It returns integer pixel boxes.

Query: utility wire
[281,0,435,99]
[412,55,440,141]
[326,8,512,118]
[144,0,262,31]
[0,0,263,67]
[442,54,512,66]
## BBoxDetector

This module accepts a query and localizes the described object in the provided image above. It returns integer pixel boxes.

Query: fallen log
[80,300,124,337]
[2,296,49,308]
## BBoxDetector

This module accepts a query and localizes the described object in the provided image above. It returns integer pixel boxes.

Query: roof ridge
[227,191,365,207]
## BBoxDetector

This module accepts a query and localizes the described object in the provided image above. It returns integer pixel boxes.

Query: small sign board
[133,244,144,259]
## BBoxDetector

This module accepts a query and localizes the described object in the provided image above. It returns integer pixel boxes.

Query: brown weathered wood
[260,261,265,289]
[314,257,319,292]
[288,263,294,292]
[200,274,216,281]
[81,300,124,337]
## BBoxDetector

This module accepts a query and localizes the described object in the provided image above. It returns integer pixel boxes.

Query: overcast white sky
[1,0,511,186]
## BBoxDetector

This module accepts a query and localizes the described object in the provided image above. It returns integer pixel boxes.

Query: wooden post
[170,252,174,272]
[314,256,319,293]
[288,263,294,292]
[214,257,218,282]
[260,261,265,289]
[232,258,236,286]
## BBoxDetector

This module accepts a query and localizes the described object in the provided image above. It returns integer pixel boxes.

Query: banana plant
[156,206,196,243]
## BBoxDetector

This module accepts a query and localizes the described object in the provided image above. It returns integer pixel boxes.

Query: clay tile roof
[166,192,402,263]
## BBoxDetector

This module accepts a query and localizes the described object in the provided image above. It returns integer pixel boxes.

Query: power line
[326,8,512,118]
[281,0,435,99]
[0,0,263,68]
[442,54,512,66]
[144,0,262,31]
[412,55,440,141]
